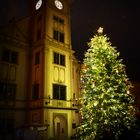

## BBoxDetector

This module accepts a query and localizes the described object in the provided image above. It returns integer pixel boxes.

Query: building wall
[0,23,30,139]
[27,0,80,139]
[0,0,80,139]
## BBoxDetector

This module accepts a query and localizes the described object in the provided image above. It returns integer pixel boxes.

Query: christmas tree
[79,27,136,140]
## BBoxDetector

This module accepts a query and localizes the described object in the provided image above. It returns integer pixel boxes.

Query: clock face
[54,0,63,10]
[35,0,42,10]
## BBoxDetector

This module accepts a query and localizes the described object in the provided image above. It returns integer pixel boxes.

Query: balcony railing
[29,98,80,109]
[0,98,80,110]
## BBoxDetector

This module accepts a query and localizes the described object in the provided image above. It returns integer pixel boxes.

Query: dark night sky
[71,0,140,81]
[0,0,140,81]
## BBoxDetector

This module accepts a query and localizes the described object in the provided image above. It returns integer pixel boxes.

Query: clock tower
[27,0,80,139]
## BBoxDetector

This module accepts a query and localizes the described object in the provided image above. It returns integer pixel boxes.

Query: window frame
[53,29,64,43]
[32,83,39,99]
[53,15,65,43]
[53,52,65,66]
[53,84,66,100]
[35,51,40,65]
[2,49,18,64]
[0,82,16,100]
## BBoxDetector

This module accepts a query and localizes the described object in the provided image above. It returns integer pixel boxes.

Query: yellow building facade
[0,0,80,139]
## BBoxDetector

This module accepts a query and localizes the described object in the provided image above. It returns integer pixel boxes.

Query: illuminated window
[35,52,40,65]
[32,83,39,99]
[53,84,66,100]
[2,49,18,64]
[53,15,64,43]
[53,52,65,66]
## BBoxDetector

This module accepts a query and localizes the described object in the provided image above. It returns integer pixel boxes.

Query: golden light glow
[97,27,103,33]
[94,101,98,106]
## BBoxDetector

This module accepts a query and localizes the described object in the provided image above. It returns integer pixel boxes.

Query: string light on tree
[79,27,136,140]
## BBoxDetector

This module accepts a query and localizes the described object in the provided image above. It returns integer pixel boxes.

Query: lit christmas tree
[79,27,136,140]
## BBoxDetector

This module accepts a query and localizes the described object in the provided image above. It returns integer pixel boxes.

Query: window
[53,52,65,66]
[53,15,64,24]
[54,52,59,64]
[2,49,18,64]
[60,54,65,66]
[0,118,14,134]
[53,84,66,100]
[32,84,39,99]
[53,30,64,43]
[72,123,76,129]
[35,52,40,65]
[53,30,59,40]
[11,51,18,64]
[2,49,10,62]
[53,15,64,43]
[0,82,16,100]
[59,32,64,42]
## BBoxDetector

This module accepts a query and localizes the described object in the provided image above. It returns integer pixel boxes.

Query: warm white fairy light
[97,27,103,33]
[94,101,98,106]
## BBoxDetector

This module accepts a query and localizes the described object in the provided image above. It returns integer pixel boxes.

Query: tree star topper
[98,27,103,33]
